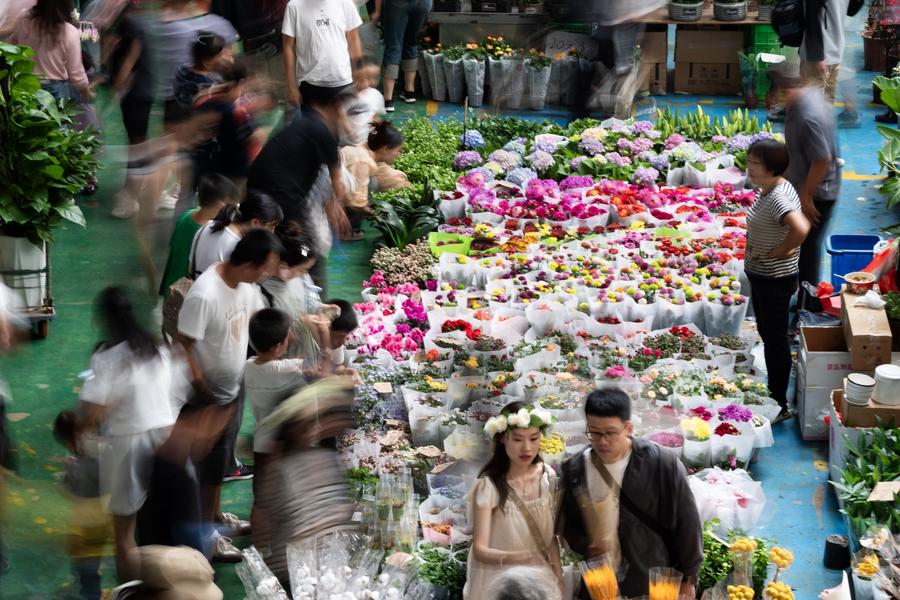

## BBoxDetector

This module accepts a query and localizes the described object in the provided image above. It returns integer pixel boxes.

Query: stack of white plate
[846,373,876,406]
[873,364,900,406]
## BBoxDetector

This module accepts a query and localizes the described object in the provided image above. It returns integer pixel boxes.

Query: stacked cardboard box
[840,288,892,371]
[638,31,667,96]
[674,30,742,95]
[797,327,853,441]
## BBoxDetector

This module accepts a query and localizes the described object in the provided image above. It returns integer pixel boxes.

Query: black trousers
[748,272,798,409]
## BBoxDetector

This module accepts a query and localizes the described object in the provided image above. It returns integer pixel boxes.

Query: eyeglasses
[585,429,625,443]
[196,33,217,45]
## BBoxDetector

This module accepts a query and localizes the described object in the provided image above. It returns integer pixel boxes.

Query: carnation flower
[460,129,485,148]
[453,150,483,170]
[507,167,538,188]
[527,150,555,173]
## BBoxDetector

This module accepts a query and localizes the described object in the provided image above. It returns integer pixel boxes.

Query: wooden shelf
[637,5,767,25]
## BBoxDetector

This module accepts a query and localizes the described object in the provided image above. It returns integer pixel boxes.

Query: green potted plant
[669,0,705,22]
[757,0,774,20]
[0,43,99,315]
[715,0,748,21]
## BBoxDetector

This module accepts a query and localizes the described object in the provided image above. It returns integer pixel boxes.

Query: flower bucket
[417,59,432,98]
[502,57,527,110]
[669,1,704,21]
[443,58,466,104]
[527,62,552,111]
[714,1,748,21]
[683,438,711,469]
[756,4,772,20]
[423,52,447,101]
[463,58,486,107]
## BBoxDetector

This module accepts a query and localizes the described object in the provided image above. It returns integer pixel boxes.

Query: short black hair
[327,299,358,333]
[748,139,790,177]
[229,229,283,267]
[584,387,631,421]
[197,173,239,208]
[249,308,291,353]
[192,31,225,68]
[220,58,247,84]
[279,232,318,267]
[53,410,79,447]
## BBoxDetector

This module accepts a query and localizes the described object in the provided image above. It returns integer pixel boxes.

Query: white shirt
[282,0,362,87]
[80,343,178,437]
[584,448,631,503]
[243,358,306,453]
[343,88,385,145]
[800,0,849,65]
[177,265,265,404]
[189,224,241,278]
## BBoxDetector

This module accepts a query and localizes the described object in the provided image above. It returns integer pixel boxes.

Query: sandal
[342,230,365,242]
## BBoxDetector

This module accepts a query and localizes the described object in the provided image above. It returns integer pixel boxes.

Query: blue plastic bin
[825,234,881,289]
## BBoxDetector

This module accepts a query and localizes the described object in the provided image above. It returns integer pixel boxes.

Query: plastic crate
[746,24,780,49]
[825,234,882,289]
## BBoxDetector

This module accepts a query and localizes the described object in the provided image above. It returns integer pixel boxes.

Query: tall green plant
[0,43,100,245]
[873,76,900,209]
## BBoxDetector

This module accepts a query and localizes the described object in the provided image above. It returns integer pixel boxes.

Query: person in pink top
[10,0,95,102]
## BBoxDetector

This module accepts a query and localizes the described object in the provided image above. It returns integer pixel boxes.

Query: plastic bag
[423,52,447,101]
[546,59,563,106]
[417,59,432,99]
[688,468,767,536]
[443,58,465,104]
[702,300,748,337]
[488,57,505,103]
[462,58,486,107]
[527,63,552,111]
[501,57,527,110]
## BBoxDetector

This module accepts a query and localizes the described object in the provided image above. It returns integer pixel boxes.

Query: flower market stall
[238,112,811,600]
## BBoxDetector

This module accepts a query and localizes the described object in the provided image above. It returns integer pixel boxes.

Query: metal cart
[0,242,55,339]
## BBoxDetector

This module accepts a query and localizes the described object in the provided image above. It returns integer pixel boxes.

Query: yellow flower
[630,221,645,230]
[464,356,479,369]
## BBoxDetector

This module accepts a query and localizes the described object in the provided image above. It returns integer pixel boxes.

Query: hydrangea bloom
[711,135,728,144]
[604,152,632,167]
[570,156,589,170]
[646,129,662,140]
[482,160,504,175]
[506,167,538,187]
[631,137,654,154]
[460,129,485,148]
[630,120,654,135]
[533,133,568,153]
[559,175,594,190]
[650,154,670,172]
[637,150,656,162]
[664,133,686,151]
[581,127,609,142]
[488,149,522,171]
[726,134,752,152]
[527,150,555,173]
[617,137,634,155]
[632,166,659,187]
[503,140,527,155]
[579,137,605,156]
[453,150,483,170]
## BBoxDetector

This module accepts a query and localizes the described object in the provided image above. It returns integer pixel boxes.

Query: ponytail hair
[95,287,159,362]
[209,191,283,232]
[368,120,404,151]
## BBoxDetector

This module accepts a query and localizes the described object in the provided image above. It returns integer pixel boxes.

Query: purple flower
[630,120,654,135]
[726,134,752,152]
[632,166,659,187]
[425,280,438,292]
[617,137,634,154]
[648,432,684,448]
[571,156,589,170]
[488,149,522,171]
[527,150,555,173]
[503,140,527,155]
[507,167,538,188]
[718,404,753,423]
[460,129,485,148]
[453,150,483,170]
[560,175,594,190]
[604,152,632,167]
[579,137,605,156]
[646,129,662,140]
[664,134,685,151]
[533,139,558,153]
[632,137,654,154]
[711,135,728,144]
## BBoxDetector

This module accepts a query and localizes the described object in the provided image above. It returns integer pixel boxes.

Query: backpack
[771,0,806,48]
[847,0,864,17]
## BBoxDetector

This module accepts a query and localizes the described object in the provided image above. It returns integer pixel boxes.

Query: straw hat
[139,546,223,600]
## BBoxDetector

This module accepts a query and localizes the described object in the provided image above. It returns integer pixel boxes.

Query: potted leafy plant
[714,0,748,21]
[757,0,774,20]
[442,44,467,104]
[874,75,900,208]
[669,0,705,21]
[0,43,99,309]
[462,43,487,107]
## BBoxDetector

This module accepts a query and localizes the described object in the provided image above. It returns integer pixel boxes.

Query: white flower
[512,408,532,428]
[531,407,552,427]
[658,387,669,396]
[485,415,508,437]
[647,390,656,399]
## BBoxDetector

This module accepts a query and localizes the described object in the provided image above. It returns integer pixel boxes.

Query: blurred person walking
[79,287,178,582]
[380,0,431,112]
[176,229,282,563]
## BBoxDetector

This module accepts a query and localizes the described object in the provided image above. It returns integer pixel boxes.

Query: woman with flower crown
[463,401,563,600]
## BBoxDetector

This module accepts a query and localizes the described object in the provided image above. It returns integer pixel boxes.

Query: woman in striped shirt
[745,139,811,422]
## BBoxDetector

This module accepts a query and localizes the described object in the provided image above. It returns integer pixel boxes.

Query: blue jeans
[74,558,101,600]
[42,80,72,101]
[382,0,432,78]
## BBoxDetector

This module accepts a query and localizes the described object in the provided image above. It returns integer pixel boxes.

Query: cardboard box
[839,386,900,428]
[641,31,668,63]
[675,30,745,63]
[638,63,667,95]
[829,389,877,483]
[841,289,892,371]
[674,30,742,95]
[674,62,741,95]
[798,326,853,391]
[797,368,831,440]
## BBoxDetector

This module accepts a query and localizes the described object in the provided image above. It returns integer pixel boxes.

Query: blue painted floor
[389,24,892,598]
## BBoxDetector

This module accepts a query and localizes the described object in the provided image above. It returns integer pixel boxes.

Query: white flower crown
[484,405,555,438]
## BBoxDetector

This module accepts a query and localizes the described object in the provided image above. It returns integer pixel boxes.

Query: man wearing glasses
[557,387,702,599]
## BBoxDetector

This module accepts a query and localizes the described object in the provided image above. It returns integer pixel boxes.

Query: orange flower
[466,42,478,49]
[426,349,440,361]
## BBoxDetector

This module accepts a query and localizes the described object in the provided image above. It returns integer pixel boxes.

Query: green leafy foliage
[391,117,461,191]
[370,182,441,249]
[417,543,469,599]
[875,76,900,114]
[0,43,100,245]
[832,422,900,538]
[699,520,772,596]
[472,113,559,154]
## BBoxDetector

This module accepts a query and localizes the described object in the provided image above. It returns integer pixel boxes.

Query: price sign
[544,31,599,60]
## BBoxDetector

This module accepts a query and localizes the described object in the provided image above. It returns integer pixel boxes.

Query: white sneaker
[211,535,243,563]
[218,512,251,537]
[836,157,846,168]
[157,190,178,211]
[112,191,140,219]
